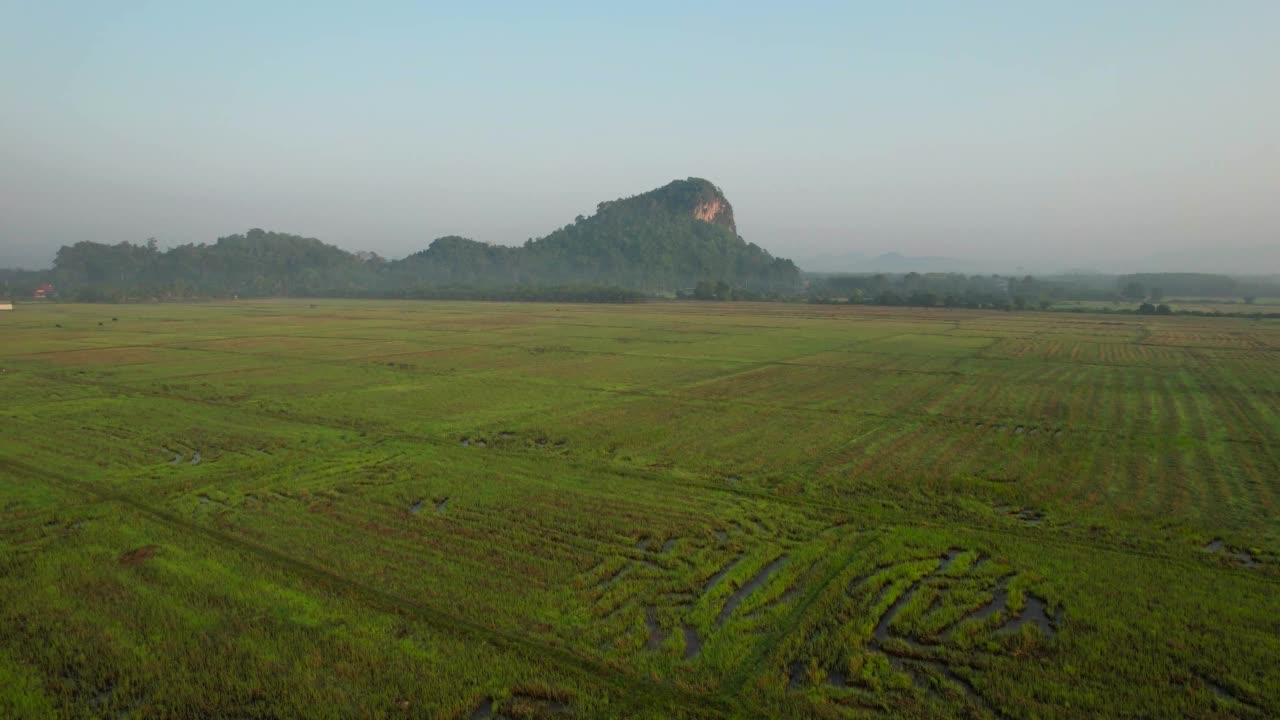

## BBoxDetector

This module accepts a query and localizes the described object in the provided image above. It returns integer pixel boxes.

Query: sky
[1,1,1277,272]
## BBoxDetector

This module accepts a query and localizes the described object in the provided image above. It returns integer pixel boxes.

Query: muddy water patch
[944,577,1010,638]
[661,538,678,553]
[999,594,1058,636]
[593,565,632,591]
[787,660,807,689]
[1011,507,1043,524]
[408,498,426,515]
[1193,673,1263,712]
[717,555,787,626]
[682,624,702,660]
[468,698,494,720]
[190,451,202,466]
[119,545,160,565]
[644,607,668,651]
[936,548,962,573]
[702,556,742,594]
[435,497,449,514]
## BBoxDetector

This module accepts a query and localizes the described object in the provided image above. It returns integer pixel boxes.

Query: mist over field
[3,3,1278,274]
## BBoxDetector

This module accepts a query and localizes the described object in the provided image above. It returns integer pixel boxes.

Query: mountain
[33,178,801,299]
[387,178,796,291]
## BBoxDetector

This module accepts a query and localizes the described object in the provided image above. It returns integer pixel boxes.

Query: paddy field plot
[1,300,1278,718]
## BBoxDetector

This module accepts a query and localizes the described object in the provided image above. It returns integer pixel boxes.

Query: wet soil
[467,698,495,720]
[682,624,702,659]
[717,556,787,626]
[644,607,668,651]
[702,556,742,593]
[119,545,160,565]
[998,594,1056,636]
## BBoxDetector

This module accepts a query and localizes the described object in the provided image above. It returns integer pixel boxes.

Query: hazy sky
[2,1,1277,271]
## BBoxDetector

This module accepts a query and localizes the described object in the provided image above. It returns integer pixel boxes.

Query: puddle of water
[508,694,569,714]
[474,440,487,448]
[1013,508,1043,524]
[937,548,962,573]
[726,475,741,486]
[594,565,631,590]
[873,554,955,643]
[906,658,987,707]
[1203,538,1225,552]
[459,438,470,447]
[999,594,1056,637]
[1015,425,1025,435]
[409,499,426,515]
[166,449,181,464]
[635,537,650,552]
[644,607,668,651]
[190,451,201,466]
[713,529,727,543]
[435,497,449,514]
[717,556,787,626]
[944,577,1010,639]
[825,666,850,688]
[787,660,806,689]
[468,698,494,720]
[1231,550,1259,568]
[682,624,702,660]
[702,556,742,593]
[886,656,934,695]
[661,538,678,553]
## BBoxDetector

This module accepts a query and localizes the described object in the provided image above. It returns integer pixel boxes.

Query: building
[0,301,13,311]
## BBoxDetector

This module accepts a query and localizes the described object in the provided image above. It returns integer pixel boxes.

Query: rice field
[1,299,1277,718]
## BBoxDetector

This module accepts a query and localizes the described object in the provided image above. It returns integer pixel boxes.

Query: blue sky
[2,1,1277,271]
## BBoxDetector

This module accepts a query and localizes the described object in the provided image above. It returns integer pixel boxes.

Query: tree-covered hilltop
[18,178,800,300]
[389,178,796,291]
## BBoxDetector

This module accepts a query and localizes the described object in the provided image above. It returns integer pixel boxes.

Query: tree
[1137,302,1157,315]
[1123,281,1146,300]
[1156,303,1172,315]
[1244,295,1257,305]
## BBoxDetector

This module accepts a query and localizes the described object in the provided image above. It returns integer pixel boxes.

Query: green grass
[1,299,1278,718]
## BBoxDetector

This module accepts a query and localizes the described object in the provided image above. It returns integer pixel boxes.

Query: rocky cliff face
[692,195,736,234]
